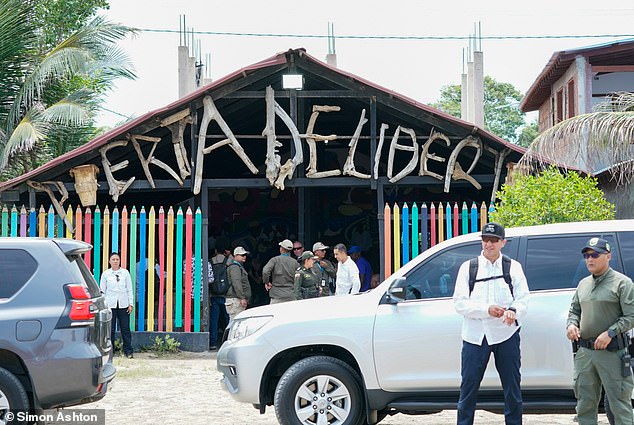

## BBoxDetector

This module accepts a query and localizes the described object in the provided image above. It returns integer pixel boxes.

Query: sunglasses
[115,274,120,282]
[583,252,603,259]
[293,247,303,250]
[481,236,501,243]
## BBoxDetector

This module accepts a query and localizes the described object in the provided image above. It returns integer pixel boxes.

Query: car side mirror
[383,277,407,304]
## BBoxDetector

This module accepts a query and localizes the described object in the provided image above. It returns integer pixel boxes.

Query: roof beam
[591,65,634,73]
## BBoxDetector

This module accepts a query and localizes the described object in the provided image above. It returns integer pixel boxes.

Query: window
[71,255,102,297]
[404,240,513,300]
[567,80,576,118]
[556,89,564,123]
[617,231,634,278]
[0,249,38,298]
[524,235,621,291]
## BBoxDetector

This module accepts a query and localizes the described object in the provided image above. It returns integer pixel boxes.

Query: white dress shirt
[101,268,134,309]
[335,257,361,295]
[453,252,530,345]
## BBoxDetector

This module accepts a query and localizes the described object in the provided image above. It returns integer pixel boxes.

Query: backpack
[468,255,513,297]
[210,257,230,296]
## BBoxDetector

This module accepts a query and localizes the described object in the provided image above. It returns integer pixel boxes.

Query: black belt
[577,334,629,352]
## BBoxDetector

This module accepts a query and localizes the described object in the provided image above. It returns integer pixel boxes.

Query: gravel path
[72,351,609,424]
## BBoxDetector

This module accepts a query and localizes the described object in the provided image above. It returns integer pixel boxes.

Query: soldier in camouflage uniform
[294,251,320,300]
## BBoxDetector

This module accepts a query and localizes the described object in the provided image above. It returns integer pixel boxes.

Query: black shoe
[209,345,218,351]
[126,353,134,359]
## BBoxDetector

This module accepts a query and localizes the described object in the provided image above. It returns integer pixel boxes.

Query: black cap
[481,222,505,240]
[582,237,611,254]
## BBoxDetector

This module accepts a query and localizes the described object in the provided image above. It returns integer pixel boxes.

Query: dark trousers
[111,307,132,356]
[209,296,229,346]
[457,331,522,425]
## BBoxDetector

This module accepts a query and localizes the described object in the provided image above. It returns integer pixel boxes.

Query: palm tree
[0,0,136,175]
[519,92,634,185]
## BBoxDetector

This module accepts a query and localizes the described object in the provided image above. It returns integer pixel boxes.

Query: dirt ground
[66,350,610,424]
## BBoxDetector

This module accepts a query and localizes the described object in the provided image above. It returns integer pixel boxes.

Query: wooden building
[520,40,634,218]
[0,48,524,341]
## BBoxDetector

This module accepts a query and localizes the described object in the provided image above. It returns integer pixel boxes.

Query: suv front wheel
[274,356,364,425]
[0,367,29,425]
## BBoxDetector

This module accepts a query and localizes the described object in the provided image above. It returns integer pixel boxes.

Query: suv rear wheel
[0,367,29,425]
[274,356,364,425]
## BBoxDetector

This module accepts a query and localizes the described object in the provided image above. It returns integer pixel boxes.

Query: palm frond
[594,92,634,112]
[520,93,634,185]
[8,16,137,127]
[0,0,35,122]
[41,98,92,127]
[1,106,50,169]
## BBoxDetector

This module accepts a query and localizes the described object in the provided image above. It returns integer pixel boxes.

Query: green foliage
[0,0,135,178]
[114,337,123,353]
[431,84,461,117]
[516,120,539,148]
[33,0,110,49]
[490,167,615,227]
[430,76,526,143]
[149,334,182,355]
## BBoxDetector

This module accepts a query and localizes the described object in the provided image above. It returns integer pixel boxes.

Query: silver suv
[0,238,115,421]
[217,220,634,425]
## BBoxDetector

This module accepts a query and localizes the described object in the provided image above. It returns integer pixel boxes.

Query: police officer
[294,251,320,300]
[312,242,336,296]
[262,239,298,304]
[566,237,634,425]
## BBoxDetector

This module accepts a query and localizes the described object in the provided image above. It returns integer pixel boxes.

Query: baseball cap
[298,251,319,261]
[279,239,293,250]
[233,246,249,256]
[581,237,611,254]
[481,222,505,240]
[348,246,361,254]
[312,242,329,251]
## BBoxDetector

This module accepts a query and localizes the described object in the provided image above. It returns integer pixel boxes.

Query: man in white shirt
[453,222,529,425]
[333,243,361,295]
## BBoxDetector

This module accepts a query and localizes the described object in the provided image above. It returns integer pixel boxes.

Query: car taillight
[67,284,95,322]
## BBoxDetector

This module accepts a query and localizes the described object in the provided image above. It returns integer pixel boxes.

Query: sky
[97,0,634,128]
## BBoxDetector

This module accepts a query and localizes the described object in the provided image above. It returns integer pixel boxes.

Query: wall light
[282,74,304,90]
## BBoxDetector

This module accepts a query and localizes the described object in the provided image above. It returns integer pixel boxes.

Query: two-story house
[520,39,634,218]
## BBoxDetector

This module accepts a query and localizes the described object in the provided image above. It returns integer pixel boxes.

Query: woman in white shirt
[101,252,134,358]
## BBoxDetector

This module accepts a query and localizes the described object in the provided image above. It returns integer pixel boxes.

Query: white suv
[217,220,634,425]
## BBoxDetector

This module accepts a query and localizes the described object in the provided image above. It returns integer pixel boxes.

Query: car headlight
[227,316,273,342]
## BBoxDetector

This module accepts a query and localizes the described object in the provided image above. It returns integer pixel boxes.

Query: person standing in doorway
[333,243,361,295]
[348,246,372,292]
[226,246,251,319]
[262,239,298,303]
[567,237,634,425]
[453,222,530,425]
[101,252,134,359]
[209,244,231,350]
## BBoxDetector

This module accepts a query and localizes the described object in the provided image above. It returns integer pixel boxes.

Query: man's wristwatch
[608,329,617,338]
[507,307,516,313]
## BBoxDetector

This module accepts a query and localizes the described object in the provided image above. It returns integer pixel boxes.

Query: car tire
[274,356,364,425]
[0,367,29,425]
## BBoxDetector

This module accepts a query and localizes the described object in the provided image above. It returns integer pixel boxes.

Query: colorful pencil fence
[383,201,493,278]
[0,203,205,333]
